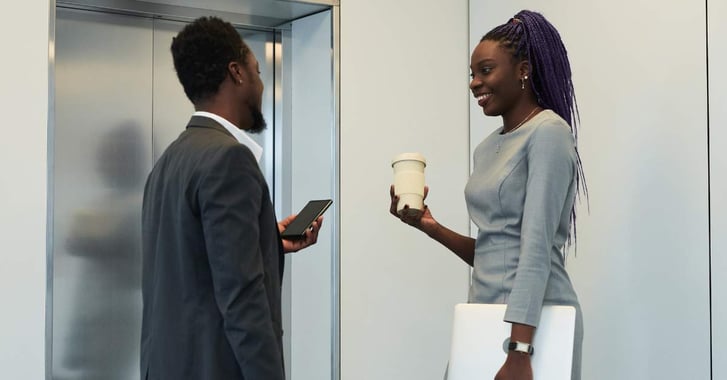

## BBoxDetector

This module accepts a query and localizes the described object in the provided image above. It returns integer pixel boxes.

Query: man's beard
[246,104,267,134]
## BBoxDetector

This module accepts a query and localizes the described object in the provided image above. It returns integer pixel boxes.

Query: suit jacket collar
[186,115,233,138]
[186,115,263,163]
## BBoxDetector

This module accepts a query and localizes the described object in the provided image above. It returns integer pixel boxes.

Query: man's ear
[228,61,244,84]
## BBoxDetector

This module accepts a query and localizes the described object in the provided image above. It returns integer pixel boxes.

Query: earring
[239,79,243,84]
[520,75,528,90]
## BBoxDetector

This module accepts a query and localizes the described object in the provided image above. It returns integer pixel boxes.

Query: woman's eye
[470,68,491,79]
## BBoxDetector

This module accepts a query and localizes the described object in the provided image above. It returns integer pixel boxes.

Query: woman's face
[469,39,525,117]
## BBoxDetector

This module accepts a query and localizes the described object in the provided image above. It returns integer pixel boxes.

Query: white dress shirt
[192,111,263,163]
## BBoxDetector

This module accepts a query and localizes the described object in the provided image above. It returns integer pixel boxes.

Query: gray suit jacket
[141,116,285,380]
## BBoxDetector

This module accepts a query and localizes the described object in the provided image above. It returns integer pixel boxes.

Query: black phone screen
[280,199,332,240]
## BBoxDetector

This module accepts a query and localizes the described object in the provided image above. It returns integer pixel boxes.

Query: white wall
[470,2,710,379]
[340,1,471,379]
[709,0,727,378]
[0,1,50,379]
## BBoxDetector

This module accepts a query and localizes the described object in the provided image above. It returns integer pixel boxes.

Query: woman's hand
[278,215,323,253]
[494,353,533,380]
[389,185,438,236]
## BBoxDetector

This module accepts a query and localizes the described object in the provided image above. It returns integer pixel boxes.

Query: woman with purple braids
[390,9,585,380]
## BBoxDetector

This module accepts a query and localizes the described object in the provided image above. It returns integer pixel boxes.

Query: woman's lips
[476,93,491,107]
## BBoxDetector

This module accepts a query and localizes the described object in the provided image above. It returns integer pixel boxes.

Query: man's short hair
[171,16,250,104]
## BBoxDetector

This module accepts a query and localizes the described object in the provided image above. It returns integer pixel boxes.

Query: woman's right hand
[389,185,439,236]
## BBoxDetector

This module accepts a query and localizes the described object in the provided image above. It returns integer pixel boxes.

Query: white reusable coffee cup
[391,153,427,217]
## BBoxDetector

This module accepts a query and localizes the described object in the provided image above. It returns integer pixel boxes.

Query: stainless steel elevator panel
[150,19,194,162]
[53,8,277,380]
[53,8,152,379]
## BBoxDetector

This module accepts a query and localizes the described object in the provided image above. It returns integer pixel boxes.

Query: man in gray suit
[141,17,322,380]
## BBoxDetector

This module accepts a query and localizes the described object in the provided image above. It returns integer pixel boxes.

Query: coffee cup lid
[391,152,426,167]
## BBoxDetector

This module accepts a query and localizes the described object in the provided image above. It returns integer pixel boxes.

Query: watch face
[507,341,534,355]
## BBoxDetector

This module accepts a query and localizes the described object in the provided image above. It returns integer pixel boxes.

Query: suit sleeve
[198,144,284,380]
[504,122,576,327]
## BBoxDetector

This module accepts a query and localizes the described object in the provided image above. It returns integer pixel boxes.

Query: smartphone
[280,199,332,240]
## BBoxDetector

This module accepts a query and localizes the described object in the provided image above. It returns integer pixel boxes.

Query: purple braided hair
[482,10,588,248]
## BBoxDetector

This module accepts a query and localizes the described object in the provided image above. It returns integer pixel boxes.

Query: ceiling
[57,0,334,29]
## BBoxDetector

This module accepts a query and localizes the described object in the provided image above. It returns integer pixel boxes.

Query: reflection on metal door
[52,8,275,379]
[54,9,152,379]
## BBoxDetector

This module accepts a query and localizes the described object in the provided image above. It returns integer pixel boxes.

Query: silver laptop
[448,304,575,380]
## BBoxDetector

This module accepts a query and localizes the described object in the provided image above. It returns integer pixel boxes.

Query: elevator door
[52,8,275,379]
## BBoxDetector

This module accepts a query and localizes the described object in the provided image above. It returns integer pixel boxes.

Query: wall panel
[709,0,727,378]
[340,0,471,379]
[0,1,49,378]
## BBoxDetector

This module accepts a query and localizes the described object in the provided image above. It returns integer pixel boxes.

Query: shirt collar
[192,111,263,163]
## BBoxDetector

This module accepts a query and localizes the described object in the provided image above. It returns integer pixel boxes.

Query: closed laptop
[448,303,576,380]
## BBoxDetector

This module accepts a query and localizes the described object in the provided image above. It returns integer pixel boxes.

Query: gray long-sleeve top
[464,109,580,328]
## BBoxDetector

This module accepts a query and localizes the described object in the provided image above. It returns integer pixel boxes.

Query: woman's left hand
[494,353,532,380]
[278,214,323,253]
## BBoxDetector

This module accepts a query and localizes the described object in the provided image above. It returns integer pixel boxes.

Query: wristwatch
[508,341,534,356]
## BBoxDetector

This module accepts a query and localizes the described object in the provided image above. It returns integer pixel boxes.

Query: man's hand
[278,215,323,253]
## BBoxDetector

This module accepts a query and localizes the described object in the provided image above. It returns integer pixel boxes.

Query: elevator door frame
[47,1,341,379]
